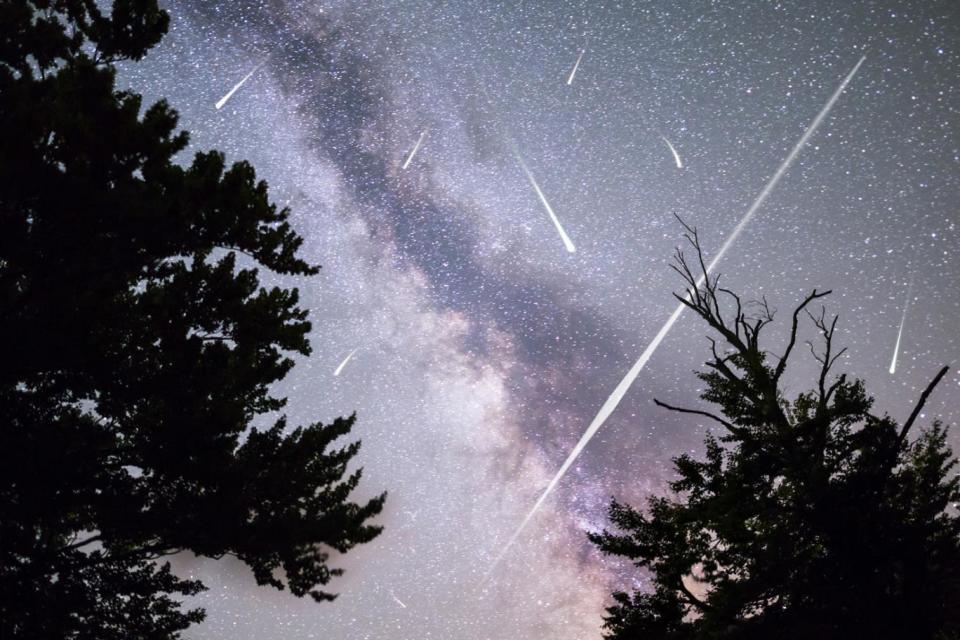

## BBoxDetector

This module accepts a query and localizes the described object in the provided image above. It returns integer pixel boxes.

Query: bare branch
[672,221,753,356]
[897,366,950,445]
[817,315,839,404]
[654,399,746,437]
[670,214,791,428]
[827,347,848,370]
[717,287,743,340]
[773,289,832,383]
[802,307,845,411]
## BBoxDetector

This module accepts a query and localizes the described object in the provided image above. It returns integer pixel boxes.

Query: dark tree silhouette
[590,219,960,640]
[0,2,385,637]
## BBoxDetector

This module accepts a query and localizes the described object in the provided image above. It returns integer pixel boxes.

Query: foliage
[590,219,960,640]
[0,2,385,637]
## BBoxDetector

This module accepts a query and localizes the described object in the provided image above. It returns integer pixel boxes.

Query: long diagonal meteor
[215,60,267,110]
[485,54,866,576]
[889,279,913,374]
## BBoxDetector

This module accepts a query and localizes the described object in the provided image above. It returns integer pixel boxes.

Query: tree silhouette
[0,2,385,637]
[590,219,960,640]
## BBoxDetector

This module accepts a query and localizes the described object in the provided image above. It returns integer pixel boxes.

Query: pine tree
[0,3,385,637]
[590,219,960,640]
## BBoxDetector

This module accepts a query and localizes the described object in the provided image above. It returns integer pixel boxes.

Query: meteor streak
[486,54,866,576]
[402,130,427,169]
[567,49,585,85]
[215,60,267,110]
[333,348,358,376]
[661,135,683,168]
[512,149,577,253]
[472,76,576,252]
[889,281,913,375]
[390,592,408,609]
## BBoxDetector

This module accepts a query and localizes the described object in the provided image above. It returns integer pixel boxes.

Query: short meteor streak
[512,149,577,253]
[390,591,408,609]
[215,60,267,110]
[333,348,358,376]
[567,49,585,85]
[486,54,867,576]
[402,130,427,169]
[661,135,683,168]
[472,77,575,252]
[889,281,913,374]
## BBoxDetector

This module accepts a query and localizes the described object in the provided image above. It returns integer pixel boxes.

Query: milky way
[119,2,960,638]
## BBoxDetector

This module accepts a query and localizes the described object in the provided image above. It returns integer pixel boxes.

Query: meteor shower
[2,3,958,640]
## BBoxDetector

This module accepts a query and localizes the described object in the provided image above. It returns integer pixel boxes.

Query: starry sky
[117,1,959,638]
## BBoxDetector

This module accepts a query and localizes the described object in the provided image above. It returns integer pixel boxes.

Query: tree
[590,219,960,640]
[0,2,385,638]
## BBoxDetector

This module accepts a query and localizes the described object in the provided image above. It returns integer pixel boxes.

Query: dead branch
[773,289,832,383]
[654,399,746,438]
[897,366,950,445]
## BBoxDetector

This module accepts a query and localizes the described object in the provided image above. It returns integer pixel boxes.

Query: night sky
[118,1,959,638]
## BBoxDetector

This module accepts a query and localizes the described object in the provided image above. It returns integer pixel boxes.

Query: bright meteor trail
[566,49,585,85]
[889,280,913,375]
[402,131,427,169]
[215,60,266,110]
[486,54,866,576]
[661,135,683,168]
[473,77,576,252]
[333,348,359,376]
[512,148,577,253]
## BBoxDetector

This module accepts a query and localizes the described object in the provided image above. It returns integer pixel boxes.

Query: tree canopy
[0,2,385,637]
[590,220,960,640]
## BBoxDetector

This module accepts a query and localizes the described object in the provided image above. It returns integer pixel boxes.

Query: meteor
[402,130,427,169]
[333,348,358,376]
[661,135,683,169]
[390,591,408,609]
[485,54,867,576]
[215,60,267,110]
[567,49,585,85]
[471,76,576,252]
[512,148,577,253]
[889,280,913,374]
